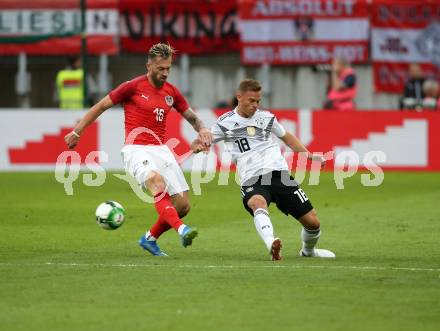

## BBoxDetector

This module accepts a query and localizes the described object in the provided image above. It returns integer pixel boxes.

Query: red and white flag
[371,0,440,93]
[119,0,239,55]
[0,0,118,55]
[239,0,369,64]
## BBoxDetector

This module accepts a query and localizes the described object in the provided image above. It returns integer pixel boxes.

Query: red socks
[149,216,172,239]
[151,193,183,236]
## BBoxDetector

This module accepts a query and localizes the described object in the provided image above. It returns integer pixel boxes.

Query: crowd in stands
[400,63,439,111]
[57,56,438,112]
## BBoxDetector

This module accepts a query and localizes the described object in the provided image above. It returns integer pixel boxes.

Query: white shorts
[121,144,189,196]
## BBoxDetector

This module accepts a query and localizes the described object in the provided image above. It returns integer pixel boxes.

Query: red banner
[1,110,439,171]
[371,0,440,93]
[119,0,239,55]
[239,0,370,65]
[0,0,118,55]
[167,109,440,172]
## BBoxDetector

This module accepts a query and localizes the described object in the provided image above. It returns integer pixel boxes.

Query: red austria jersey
[109,75,189,145]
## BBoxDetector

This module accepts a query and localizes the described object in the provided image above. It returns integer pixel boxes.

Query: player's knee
[145,172,167,194]
[248,195,268,212]
[300,209,320,230]
[177,202,191,218]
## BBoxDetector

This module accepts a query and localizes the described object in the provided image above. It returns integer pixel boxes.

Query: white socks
[253,212,324,256]
[301,227,321,254]
[254,208,275,251]
[177,224,186,235]
[145,231,156,241]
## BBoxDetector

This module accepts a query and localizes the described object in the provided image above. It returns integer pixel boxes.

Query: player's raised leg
[247,194,282,261]
[298,209,335,258]
[170,191,198,247]
[144,171,197,248]
[170,191,191,218]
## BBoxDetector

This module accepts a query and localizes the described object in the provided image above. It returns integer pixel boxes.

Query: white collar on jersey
[234,107,261,120]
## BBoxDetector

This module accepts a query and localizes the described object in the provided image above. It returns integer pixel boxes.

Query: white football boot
[299,248,336,258]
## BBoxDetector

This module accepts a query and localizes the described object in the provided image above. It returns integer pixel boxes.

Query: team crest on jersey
[247,126,256,136]
[165,95,174,106]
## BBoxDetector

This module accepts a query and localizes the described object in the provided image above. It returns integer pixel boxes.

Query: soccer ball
[95,201,126,230]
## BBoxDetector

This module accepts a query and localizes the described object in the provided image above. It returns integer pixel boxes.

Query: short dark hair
[237,79,262,93]
[68,56,81,68]
[148,43,175,60]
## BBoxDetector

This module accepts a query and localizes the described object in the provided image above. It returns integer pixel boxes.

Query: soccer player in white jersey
[193,79,335,261]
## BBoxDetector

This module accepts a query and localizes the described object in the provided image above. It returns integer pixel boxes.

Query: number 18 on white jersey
[211,109,289,185]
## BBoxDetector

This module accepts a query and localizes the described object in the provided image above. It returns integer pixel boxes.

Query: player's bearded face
[147,57,172,87]
[237,90,262,117]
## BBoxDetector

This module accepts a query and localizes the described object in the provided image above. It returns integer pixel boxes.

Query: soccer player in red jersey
[64,43,212,256]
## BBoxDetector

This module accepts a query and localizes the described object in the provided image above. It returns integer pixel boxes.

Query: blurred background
[2,0,440,110]
[0,0,439,171]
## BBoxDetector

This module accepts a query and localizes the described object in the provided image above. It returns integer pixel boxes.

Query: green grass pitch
[1,171,439,331]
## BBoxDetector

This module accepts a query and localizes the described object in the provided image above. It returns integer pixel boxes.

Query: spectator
[400,63,425,110]
[55,56,84,109]
[55,56,97,109]
[324,57,357,111]
[421,79,440,111]
[404,63,425,99]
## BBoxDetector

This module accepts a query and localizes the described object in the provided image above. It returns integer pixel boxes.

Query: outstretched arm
[181,108,212,147]
[64,95,114,149]
[190,122,226,154]
[280,132,326,166]
[190,138,208,153]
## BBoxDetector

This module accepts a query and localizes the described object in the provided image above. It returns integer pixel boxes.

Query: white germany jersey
[211,108,288,185]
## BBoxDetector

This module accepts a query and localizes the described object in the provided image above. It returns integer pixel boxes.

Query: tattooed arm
[181,108,212,147]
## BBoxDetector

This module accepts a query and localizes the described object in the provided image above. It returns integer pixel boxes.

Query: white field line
[0,262,439,273]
